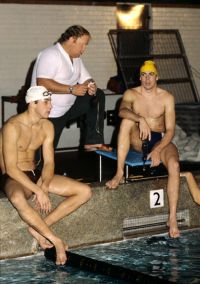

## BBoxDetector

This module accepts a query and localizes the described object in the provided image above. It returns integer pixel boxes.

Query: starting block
[95,149,151,182]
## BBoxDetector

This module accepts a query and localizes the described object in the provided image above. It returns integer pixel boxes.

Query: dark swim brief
[142,131,162,160]
[0,169,41,190]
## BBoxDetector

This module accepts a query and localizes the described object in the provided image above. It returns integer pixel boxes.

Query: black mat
[45,246,173,284]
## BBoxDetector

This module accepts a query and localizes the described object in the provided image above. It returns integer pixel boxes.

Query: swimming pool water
[0,229,200,283]
[0,254,128,284]
[73,229,200,283]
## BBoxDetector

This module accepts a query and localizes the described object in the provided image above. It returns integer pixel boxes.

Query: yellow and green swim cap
[140,60,158,76]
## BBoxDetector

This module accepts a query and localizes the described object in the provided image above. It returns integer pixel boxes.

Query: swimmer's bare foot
[54,238,67,265]
[84,144,112,152]
[167,219,180,238]
[105,174,124,189]
[28,227,53,250]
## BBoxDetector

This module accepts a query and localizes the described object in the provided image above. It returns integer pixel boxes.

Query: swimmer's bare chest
[133,97,165,131]
[17,128,44,161]
[17,132,44,169]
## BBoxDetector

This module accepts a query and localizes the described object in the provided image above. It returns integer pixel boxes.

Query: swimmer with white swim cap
[25,86,52,103]
[0,87,92,265]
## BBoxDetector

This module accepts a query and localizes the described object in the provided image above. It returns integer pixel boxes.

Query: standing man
[106,60,180,238]
[0,86,92,265]
[31,25,111,151]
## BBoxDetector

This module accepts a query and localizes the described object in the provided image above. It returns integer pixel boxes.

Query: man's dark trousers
[49,88,105,149]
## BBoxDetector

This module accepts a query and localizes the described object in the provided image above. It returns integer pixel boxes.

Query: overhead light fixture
[116,3,152,29]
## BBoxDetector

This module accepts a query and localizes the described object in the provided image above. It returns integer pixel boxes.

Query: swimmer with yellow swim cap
[140,60,158,76]
[106,58,181,239]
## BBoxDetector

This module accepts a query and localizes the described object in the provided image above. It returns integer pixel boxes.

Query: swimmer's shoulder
[40,119,54,135]
[123,86,141,100]
[157,87,173,98]
[157,87,175,105]
[2,115,21,133]
[40,118,54,129]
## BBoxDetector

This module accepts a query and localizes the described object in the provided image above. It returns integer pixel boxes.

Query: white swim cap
[25,86,52,104]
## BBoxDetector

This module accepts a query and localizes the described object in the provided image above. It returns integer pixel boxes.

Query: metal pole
[99,154,102,182]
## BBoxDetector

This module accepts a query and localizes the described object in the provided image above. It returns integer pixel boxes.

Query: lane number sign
[150,189,164,208]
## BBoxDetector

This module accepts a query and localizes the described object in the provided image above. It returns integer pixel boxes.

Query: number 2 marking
[153,192,161,206]
[150,189,164,208]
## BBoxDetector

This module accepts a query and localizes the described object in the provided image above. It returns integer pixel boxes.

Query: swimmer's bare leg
[29,175,90,256]
[106,119,134,189]
[106,169,124,189]
[4,183,66,264]
[17,200,67,265]
[180,172,200,205]
[167,218,180,239]
[28,227,54,250]
[167,176,180,238]
[161,144,180,238]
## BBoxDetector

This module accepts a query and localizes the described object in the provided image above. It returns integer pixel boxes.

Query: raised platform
[0,176,200,259]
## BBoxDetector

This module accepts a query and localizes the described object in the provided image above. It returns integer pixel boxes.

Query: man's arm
[39,120,55,191]
[119,89,151,140]
[37,77,90,97]
[153,93,175,153]
[119,89,140,121]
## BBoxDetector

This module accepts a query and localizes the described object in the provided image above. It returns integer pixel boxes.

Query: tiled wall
[0,3,200,126]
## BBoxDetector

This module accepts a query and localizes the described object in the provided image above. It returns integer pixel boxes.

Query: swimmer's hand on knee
[36,190,52,214]
[148,150,160,167]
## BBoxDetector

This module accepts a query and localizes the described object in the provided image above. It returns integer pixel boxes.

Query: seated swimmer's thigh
[130,127,141,152]
[48,174,85,196]
[160,143,179,164]
[3,178,33,200]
